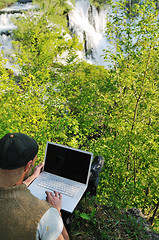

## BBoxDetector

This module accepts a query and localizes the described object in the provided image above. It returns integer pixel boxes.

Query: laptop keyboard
[37,176,79,198]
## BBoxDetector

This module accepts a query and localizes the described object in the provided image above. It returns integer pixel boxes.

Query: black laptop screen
[44,143,92,184]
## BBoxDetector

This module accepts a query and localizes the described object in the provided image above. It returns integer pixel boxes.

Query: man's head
[0,133,38,187]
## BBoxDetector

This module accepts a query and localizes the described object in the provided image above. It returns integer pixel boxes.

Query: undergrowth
[70,194,157,240]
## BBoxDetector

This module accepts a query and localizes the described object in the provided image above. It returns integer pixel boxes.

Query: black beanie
[0,133,38,170]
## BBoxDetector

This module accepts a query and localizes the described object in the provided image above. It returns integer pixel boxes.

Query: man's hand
[32,162,44,178]
[46,191,70,240]
[46,191,62,214]
[23,162,44,187]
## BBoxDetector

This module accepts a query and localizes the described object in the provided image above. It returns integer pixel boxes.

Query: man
[0,133,104,239]
[0,133,69,240]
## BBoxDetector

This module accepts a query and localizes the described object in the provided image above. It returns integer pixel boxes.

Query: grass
[69,194,157,240]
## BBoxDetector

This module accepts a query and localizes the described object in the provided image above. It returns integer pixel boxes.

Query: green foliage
[12,0,81,80]
[89,0,139,10]
[89,0,109,10]
[0,0,16,9]
[100,0,159,217]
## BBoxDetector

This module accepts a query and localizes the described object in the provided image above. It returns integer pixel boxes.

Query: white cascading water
[0,2,35,72]
[0,13,15,56]
[68,0,112,67]
[0,0,111,71]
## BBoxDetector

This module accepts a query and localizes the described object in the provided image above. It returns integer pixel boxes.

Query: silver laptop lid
[44,142,93,185]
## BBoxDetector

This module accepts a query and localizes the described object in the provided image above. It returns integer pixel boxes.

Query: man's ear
[24,160,33,173]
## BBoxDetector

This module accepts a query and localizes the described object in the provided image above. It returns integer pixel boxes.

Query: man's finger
[45,191,52,198]
[58,193,62,200]
[54,191,58,197]
[39,162,44,171]
[50,192,55,198]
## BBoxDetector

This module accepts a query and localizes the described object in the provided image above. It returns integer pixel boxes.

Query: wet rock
[17,0,32,3]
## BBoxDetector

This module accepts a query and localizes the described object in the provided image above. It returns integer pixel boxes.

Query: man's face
[23,155,37,181]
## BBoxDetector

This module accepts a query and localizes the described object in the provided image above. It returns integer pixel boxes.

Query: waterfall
[0,0,111,71]
[68,0,112,67]
[0,10,19,58]
[0,2,35,73]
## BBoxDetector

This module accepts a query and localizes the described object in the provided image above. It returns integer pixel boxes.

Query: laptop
[28,141,93,213]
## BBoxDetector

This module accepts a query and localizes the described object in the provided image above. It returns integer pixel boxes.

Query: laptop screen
[44,142,92,184]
